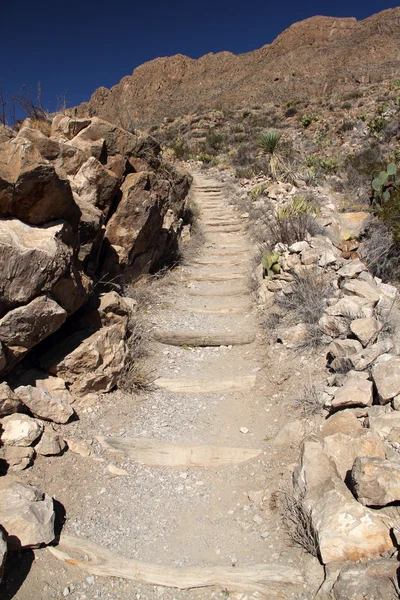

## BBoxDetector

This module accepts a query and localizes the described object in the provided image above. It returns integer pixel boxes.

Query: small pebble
[239,427,249,434]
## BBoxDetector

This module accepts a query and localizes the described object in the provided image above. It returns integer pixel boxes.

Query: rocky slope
[69,8,400,128]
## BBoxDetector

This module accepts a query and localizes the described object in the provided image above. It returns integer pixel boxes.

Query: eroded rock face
[0,481,55,549]
[293,436,392,563]
[351,457,400,506]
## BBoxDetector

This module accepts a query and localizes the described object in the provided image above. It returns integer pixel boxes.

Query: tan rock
[0,382,23,416]
[43,322,126,398]
[341,279,380,304]
[0,137,80,228]
[328,558,399,600]
[276,323,308,348]
[35,431,66,456]
[320,410,362,437]
[336,258,367,278]
[51,115,91,140]
[327,338,363,359]
[18,370,75,405]
[0,218,74,316]
[322,429,386,479]
[74,156,120,216]
[371,355,400,404]
[367,413,400,439]
[351,457,400,506]
[0,526,6,582]
[352,338,393,371]
[107,463,128,477]
[294,436,392,564]
[0,123,15,143]
[325,295,373,319]
[0,481,55,549]
[318,314,349,337]
[1,414,43,447]
[65,438,93,457]
[0,446,35,471]
[0,296,67,372]
[15,385,74,424]
[350,317,382,346]
[329,371,373,410]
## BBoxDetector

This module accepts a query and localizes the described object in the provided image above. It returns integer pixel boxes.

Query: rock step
[50,536,304,593]
[97,435,260,466]
[175,305,252,314]
[153,330,255,346]
[180,273,246,282]
[187,287,248,297]
[192,257,249,266]
[155,374,256,394]
[202,220,242,226]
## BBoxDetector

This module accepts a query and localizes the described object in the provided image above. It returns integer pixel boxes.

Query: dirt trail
[4,174,323,600]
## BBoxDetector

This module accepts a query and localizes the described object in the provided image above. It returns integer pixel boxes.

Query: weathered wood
[155,374,256,394]
[97,436,260,466]
[49,536,303,593]
[153,329,255,346]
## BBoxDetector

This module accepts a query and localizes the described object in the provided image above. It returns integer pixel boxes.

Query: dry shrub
[120,317,155,392]
[294,382,324,417]
[359,216,400,282]
[29,118,52,136]
[279,489,319,558]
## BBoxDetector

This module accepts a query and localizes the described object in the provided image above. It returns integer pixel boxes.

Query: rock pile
[0,114,191,578]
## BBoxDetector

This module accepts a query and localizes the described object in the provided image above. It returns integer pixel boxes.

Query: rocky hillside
[69,8,400,128]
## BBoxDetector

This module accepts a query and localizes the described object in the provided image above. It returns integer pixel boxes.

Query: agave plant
[258,129,283,179]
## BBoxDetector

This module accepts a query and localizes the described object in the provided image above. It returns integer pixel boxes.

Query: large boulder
[322,429,386,479]
[14,385,74,424]
[51,115,91,140]
[293,436,392,564]
[0,482,55,549]
[0,137,80,228]
[328,371,373,411]
[351,457,400,506]
[73,157,120,217]
[350,317,382,347]
[0,295,67,373]
[42,322,127,400]
[327,559,399,600]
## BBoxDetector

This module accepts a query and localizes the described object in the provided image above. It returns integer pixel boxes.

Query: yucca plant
[258,129,283,179]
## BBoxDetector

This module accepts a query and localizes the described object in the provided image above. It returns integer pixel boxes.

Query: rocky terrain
[69,8,400,128]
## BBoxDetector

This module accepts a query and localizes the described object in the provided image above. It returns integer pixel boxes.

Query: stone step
[153,329,255,346]
[180,272,246,282]
[50,536,304,593]
[187,287,248,297]
[155,374,256,394]
[97,435,260,466]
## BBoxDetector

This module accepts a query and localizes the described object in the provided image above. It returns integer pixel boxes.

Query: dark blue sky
[1,0,398,119]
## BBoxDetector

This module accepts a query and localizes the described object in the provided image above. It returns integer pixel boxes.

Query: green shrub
[285,107,297,118]
[340,119,355,132]
[300,113,319,128]
[258,129,283,179]
[368,116,386,136]
[341,102,352,110]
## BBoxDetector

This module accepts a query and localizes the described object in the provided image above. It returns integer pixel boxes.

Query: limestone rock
[367,413,400,439]
[288,241,309,253]
[43,322,127,398]
[276,323,308,348]
[318,314,349,337]
[351,457,400,506]
[0,296,67,372]
[65,438,93,457]
[1,414,43,447]
[341,279,380,304]
[371,355,400,404]
[325,295,373,319]
[0,137,80,228]
[15,385,74,424]
[51,115,91,140]
[74,156,120,216]
[329,371,373,410]
[294,436,392,563]
[320,410,362,437]
[0,218,74,317]
[0,382,23,417]
[18,370,75,405]
[327,339,363,360]
[350,317,382,346]
[0,481,55,549]
[336,258,367,278]
[0,123,15,143]
[35,431,66,456]
[0,446,35,471]
[329,559,399,600]
[352,338,393,371]
[322,429,385,479]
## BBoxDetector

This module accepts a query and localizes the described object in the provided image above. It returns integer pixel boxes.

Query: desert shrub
[29,118,52,136]
[359,216,400,282]
[284,107,297,118]
[342,146,387,197]
[368,116,387,136]
[340,119,355,132]
[119,317,154,392]
[294,382,324,417]
[265,196,322,247]
[279,490,319,557]
[234,164,265,179]
[170,136,191,160]
[231,144,255,167]
[300,113,319,128]
[341,101,352,110]
[258,129,282,179]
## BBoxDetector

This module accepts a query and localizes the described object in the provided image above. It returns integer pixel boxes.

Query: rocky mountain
[69,8,400,128]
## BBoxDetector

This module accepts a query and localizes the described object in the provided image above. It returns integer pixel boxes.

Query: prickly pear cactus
[261,251,280,279]
[372,163,399,205]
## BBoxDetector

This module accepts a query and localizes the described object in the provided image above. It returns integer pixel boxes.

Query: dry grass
[29,118,52,136]
[279,489,320,558]
[294,382,324,417]
[119,317,155,392]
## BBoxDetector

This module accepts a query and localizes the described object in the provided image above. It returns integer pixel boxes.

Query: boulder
[0,123,15,143]
[1,414,43,446]
[351,456,400,506]
[42,322,127,399]
[0,481,55,549]
[329,371,373,410]
[371,355,400,404]
[352,338,393,371]
[0,296,67,372]
[322,429,386,479]
[318,314,349,338]
[276,323,308,348]
[14,385,74,424]
[341,279,380,304]
[325,295,374,319]
[0,218,74,317]
[65,438,93,457]
[73,156,120,216]
[350,317,382,346]
[0,446,35,471]
[293,436,392,563]
[328,558,399,600]
[50,262,91,315]
[18,370,75,405]
[367,413,400,439]
[320,410,362,437]
[51,115,91,140]
[0,382,23,417]
[35,431,66,456]
[0,137,80,228]
[336,258,367,279]
[327,339,363,360]
[288,241,309,253]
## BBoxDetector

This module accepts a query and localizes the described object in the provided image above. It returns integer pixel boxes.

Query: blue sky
[1,0,398,119]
